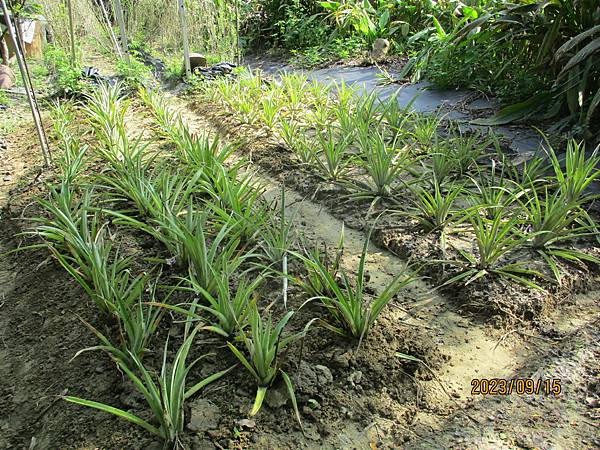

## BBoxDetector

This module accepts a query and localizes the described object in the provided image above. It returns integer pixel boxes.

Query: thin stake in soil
[177,0,192,78]
[0,0,52,166]
[113,0,129,63]
[99,0,123,59]
[66,0,76,65]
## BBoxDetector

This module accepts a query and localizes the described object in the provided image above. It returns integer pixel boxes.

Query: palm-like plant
[158,270,262,338]
[443,208,543,289]
[279,118,302,151]
[513,139,600,282]
[294,133,318,165]
[351,129,413,203]
[280,72,309,114]
[312,126,353,182]
[295,229,345,300]
[50,100,88,185]
[546,139,600,204]
[354,90,384,128]
[83,81,130,154]
[449,131,489,176]
[73,268,164,362]
[171,127,234,175]
[428,141,457,185]
[333,79,358,110]
[182,209,245,296]
[469,160,518,221]
[228,305,303,423]
[32,186,164,358]
[30,186,118,314]
[65,326,231,445]
[519,183,599,283]
[408,113,442,148]
[259,187,296,308]
[296,228,413,341]
[260,93,282,130]
[404,178,464,251]
[381,93,414,137]
[208,165,267,243]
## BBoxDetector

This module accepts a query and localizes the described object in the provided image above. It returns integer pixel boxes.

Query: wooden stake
[113,0,129,63]
[177,0,191,78]
[65,0,76,65]
[0,0,52,167]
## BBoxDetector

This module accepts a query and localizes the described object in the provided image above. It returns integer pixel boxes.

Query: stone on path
[188,53,207,71]
[370,38,390,60]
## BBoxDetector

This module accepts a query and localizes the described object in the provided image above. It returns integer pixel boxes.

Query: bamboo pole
[177,0,191,78]
[65,0,76,65]
[99,0,122,59]
[14,16,47,153]
[0,0,52,167]
[113,0,129,63]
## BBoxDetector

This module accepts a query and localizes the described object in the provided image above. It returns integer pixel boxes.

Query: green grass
[0,89,10,106]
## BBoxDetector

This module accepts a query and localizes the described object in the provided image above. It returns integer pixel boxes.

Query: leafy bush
[116,55,152,88]
[243,0,327,48]
[319,0,410,44]
[290,35,366,66]
[44,44,85,96]
[416,0,600,139]
[424,38,551,104]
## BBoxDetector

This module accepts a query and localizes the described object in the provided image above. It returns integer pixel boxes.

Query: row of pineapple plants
[26,81,415,446]
[196,71,600,291]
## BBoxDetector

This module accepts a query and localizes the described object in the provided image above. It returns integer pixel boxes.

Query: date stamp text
[471,378,561,396]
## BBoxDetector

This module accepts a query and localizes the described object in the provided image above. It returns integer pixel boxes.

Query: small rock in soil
[296,361,318,395]
[314,364,333,385]
[333,351,351,368]
[348,370,363,386]
[188,398,221,431]
[235,418,256,429]
[265,383,289,409]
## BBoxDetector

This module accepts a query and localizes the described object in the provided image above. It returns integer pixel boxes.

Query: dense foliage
[241,0,600,139]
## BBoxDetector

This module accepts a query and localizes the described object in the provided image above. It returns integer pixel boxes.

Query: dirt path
[143,92,600,449]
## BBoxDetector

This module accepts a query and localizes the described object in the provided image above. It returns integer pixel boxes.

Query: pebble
[314,365,333,385]
[348,370,363,385]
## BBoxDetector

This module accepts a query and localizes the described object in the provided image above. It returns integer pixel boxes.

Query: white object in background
[20,20,36,44]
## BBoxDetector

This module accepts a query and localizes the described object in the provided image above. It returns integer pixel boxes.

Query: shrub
[44,44,85,96]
